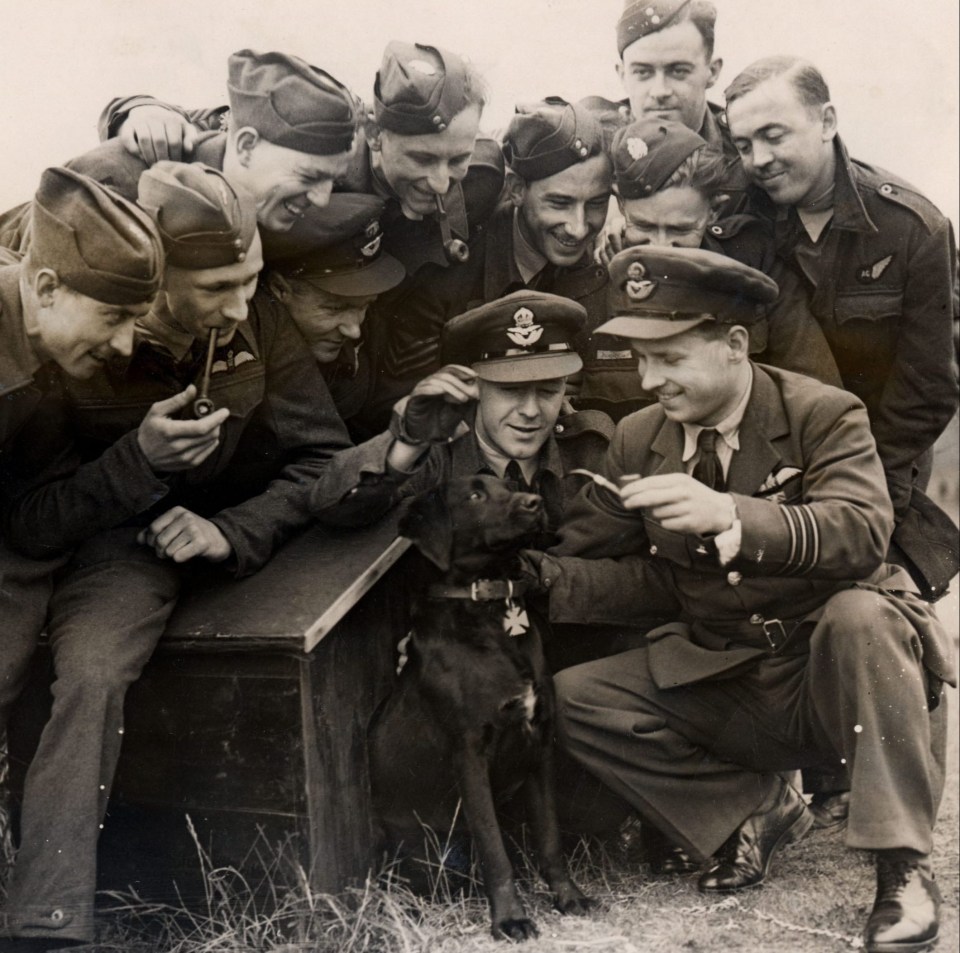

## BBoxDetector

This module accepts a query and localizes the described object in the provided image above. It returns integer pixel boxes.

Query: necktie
[504,460,532,493]
[692,428,725,491]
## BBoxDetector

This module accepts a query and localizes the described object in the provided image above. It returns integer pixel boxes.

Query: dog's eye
[467,491,485,502]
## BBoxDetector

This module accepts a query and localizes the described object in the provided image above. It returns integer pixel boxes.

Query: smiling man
[259,192,406,427]
[363,97,613,428]
[523,245,952,953]
[0,50,359,255]
[0,163,352,950]
[725,56,959,601]
[310,290,614,544]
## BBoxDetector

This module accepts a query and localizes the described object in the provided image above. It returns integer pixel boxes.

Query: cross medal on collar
[503,598,530,637]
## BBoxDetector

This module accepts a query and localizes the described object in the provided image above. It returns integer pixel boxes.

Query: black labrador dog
[370,474,593,940]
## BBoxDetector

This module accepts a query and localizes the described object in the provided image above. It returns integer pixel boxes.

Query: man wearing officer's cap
[311,290,615,550]
[259,192,404,427]
[366,96,615,430]
[520,245,952,953]
[598,117,841,397]
[0,49,360,253]
[0,162,352,949]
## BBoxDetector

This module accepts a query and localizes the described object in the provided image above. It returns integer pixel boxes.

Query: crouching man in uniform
[525,246,953,953]
[0,163,350,951]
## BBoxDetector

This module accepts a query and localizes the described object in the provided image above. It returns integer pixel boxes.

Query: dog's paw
[555,890,597,916]
[492,915,539,941]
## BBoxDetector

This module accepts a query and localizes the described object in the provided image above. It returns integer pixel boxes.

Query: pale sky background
[0,0,956,224]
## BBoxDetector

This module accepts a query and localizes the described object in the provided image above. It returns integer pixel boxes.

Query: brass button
[749,613,764,625]
[727,571,743,586]
[554,424,565,434]
[649,544,658,556]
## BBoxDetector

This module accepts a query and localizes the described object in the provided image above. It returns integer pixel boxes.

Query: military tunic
[540,364,952,860]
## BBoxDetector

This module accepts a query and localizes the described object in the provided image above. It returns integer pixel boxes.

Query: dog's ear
[398,486,453,571]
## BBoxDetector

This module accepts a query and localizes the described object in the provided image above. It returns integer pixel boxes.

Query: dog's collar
[427,579,531,602]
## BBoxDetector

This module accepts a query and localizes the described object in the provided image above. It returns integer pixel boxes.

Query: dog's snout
[517,493,541,512]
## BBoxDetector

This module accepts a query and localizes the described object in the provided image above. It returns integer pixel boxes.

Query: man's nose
[221,288,250,323]
[751,140,775,168]
[111,320,136,357]
[564,206,589,241]
[338,314,364,340]
[306,180,334,208]
[648,69,671,99]
[425,163,452,196]
[639,363,664,390]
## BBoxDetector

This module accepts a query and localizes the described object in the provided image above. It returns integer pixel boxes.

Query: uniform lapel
[726,365,790,496]
[649,414,685,476]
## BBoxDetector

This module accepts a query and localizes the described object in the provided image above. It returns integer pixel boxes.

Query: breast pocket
[833,290,903,326]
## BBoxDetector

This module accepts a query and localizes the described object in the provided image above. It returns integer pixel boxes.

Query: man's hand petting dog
[370,475,593,940]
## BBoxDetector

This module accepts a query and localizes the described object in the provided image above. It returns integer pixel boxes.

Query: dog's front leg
[456,736,539,941]
[524,741,595,915]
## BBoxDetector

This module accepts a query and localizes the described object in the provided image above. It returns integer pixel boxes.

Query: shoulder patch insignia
[857,254,894,284]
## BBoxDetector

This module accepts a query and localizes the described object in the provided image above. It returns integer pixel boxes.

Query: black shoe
[641,823,700,876]
[864,855,941,953]
[698,780,813,893]
[808,790,850,830]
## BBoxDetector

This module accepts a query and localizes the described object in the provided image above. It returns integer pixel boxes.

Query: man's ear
[726,324,751,361]
[615,58,625,87]
[233,126,260,167]
[706,56,723,90]
[398,486,453,571]
[364,117,382,152]
[820,103,838,142]
[505,171,527,209]
[33,268,60,306]
[708,193,730,221]
[265,272,291,302]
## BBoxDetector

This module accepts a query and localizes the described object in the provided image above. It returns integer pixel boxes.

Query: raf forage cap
[617,0,708,55]
[600,245,778,340]
[374,41,472,136]
[227,49,358,156]
[612,118,708,198]
[31,166,164,305]
[502,98,606,182]
[441,290,586,382]
[137,162,258,270]
[263,193,405,296]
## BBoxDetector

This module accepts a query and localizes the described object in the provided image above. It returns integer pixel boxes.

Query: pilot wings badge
[506,306,544,347]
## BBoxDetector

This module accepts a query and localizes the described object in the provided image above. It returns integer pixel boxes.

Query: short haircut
[670,1,718,60]
[460,59,490,114]
[724,56,831,111]
[660,144,727,196]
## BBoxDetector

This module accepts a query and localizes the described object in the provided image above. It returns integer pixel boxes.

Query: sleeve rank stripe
[779,503,819,575]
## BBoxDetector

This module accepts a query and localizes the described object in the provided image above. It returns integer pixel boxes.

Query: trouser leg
[554,647,781,859]
[4,530,180,942]
[799,588,945,854]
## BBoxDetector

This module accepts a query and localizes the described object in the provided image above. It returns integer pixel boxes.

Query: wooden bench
[7,515,411,902]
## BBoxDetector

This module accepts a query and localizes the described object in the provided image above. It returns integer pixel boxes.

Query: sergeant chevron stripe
[780,503,820,574]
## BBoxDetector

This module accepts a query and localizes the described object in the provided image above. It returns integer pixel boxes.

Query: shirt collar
[512,208,549,285]
[137,308,196,361]
[681,365,753,462]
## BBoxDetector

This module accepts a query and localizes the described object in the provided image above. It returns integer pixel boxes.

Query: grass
[89,704,957,953]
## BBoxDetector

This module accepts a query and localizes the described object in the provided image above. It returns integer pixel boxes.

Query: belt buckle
[762,618,788,652]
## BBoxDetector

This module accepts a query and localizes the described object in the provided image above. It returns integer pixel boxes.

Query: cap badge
[626,137,648,161]
[626,261,656,300]
[408,59,437,76]
[506,306,544,347]
[364,220,380,239]
[360,234,382,258]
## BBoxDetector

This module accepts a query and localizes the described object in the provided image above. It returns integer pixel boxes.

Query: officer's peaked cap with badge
[600,246,778,340]
[30,166,164,305]
[612,119,707,198]
[137,162,258,270]
[228,49,358,155]
[374,41,474,136]
[502,97,606,182]
[262,193,405,296]
[618,0,708,56]
[441,290,586,382]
